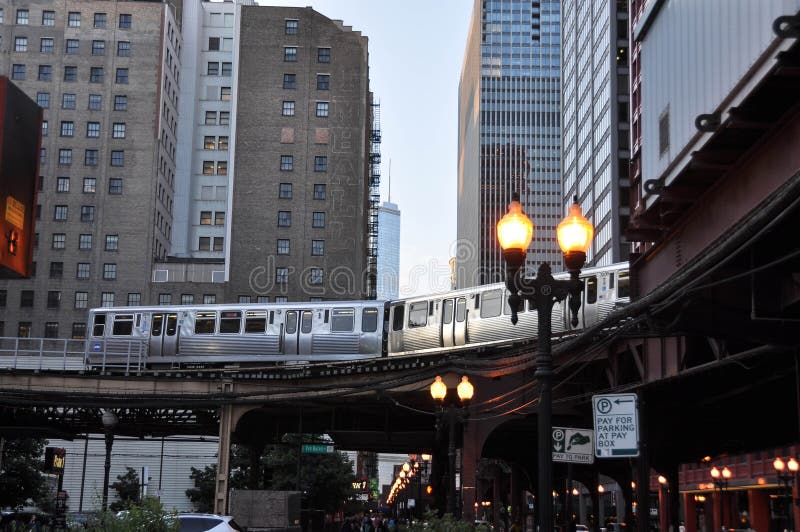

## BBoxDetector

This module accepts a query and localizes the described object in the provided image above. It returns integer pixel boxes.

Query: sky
[259,0,475,297]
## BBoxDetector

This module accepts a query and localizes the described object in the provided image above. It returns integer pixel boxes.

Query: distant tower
[376,201,400,300]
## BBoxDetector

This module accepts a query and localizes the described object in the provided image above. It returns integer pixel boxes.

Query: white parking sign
[592,393,639,457]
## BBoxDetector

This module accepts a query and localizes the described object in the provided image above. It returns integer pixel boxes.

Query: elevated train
[86,263,630,368]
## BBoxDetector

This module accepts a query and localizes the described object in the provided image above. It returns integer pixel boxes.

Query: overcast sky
[258,0,475,297]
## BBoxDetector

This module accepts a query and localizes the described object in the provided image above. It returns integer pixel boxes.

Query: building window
[311,240,324,256]
[317,74,330,90]
[101,292,115,307]
[181,294,194,305]
[105,234,119,250]
[54,205,68,221]
[205,111,216,125]
[115,68,129,84]
[313,184,327,200]
[66,40,78,54]
[282,101,295,116]
[79,234,92,250]
[20,290,34,307]
[238,296,251,304]
[94,12,106,28]
[118,14,132,29]
[279,183,292,199]
[91,41,105,56]
[208,37,220,51]
[220,112,230,125]
[63,66,77,81]
[12,65,25,80]
[76,263,90,280]
[202,161,214,175]
[44,322,59,338]
[90,66,104,82]
[284,47,297,62]
[200,211,212,225]
[103,263,117,280]
[60,121,74,137]
[314,156,327,172]
[221,62,232,76]
[80,206,95,222]
[215,212,225,225]
[40,150,46,165]
[89,94,102,110]
[312,211,325,228]
[83,177,96,193]
[155,293,171,306]
[309,268,323,285]
[40,38,54,53]
[316,102,329,117]
[110,151,124,166]
[207,62,219,76]
[112,123,126,139]
[127,293,141,306]
[217,161,227,175]
[117,41,130,56]
[42,10,55,26]
[198,237,210,251]
[283,74,296,89]
[84,149,98,166]
[87,122,100,138]
[68,12,80,27]
[37,92,49,108]
[280,155,294,171]
[72,291,88,309]
[47,291,61,309]
[56,177,70,193]
[62,93,76,109]
[204,136,215,150]
[276,267,289,284]
[285,19,298,34]
[317,47,331,63]
[52,233,65,249]
[38,65,52,81]
[49,262,63,278]
[14,37,28,52]
[218,137,228,150]
[213,237,224,252]
[16,9,29,25]
[108,178,122,194]
[72,323,87,339]
[220,87,231,101]
[277,239,290,255]
[278,211,291,227]
[42,122,48,137]
[114,95,127,111]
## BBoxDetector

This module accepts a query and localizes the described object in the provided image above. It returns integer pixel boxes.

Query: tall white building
[560,0,630,266]
[376,201,400,300]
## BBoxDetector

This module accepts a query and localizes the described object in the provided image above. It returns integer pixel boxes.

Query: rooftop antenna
[387,159,392,203]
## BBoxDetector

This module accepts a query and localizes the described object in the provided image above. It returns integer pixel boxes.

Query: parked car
[178,514,244,532]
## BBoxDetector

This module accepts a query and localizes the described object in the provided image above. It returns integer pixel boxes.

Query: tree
[86,497,178,532]
[110,467,141,512]
[186,465,216,513]
[0,437,49,509]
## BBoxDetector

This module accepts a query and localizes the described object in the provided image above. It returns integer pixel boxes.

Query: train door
[582,275,598,327]
[441,299,455,347]
[454,297,467,345]
[282,309,314,355]
[148,312,178,357]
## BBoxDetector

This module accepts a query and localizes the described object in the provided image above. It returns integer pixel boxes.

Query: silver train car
[85,263,629,368]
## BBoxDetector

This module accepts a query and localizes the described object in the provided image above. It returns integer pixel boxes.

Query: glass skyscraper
[377,201,400,300]
[457,0,563,288]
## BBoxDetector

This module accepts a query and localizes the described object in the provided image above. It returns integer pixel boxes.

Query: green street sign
[301,444,334,454]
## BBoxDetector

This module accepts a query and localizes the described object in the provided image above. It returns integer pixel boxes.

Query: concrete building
[376,201,400,300]
[560,0,631,267]
[0,0,181,338]
[457,0,563,288]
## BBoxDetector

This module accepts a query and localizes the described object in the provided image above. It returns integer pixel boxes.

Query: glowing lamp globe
[722,467,732,479]
[457,376,474,402]
[710,466,720,479]
[497,196,533,253]
[557,199,594,263]
[430,376,447,402]
[774,458,785,472]
[789,458,799,473]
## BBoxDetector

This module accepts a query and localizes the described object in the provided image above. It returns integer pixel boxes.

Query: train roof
[90,300,390,314]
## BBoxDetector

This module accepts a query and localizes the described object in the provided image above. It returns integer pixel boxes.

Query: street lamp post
[430,375,474,517]
[101,410,118,511]
[773,457,798,532]
[710,466,732,531]
[497,193,594,532]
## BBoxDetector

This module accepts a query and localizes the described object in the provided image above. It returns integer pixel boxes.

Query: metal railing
[0,337,147,373]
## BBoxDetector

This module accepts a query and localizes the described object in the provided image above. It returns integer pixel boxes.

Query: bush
[403,510,493,532]
[84,497,178,532]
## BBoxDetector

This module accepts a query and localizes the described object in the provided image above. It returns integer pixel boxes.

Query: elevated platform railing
[0,337,147,373]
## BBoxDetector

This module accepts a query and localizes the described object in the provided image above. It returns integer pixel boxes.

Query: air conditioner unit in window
[211,270,225,283]
[153,270,168,282]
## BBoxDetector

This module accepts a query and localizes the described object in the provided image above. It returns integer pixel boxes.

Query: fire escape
[367,101,381,299]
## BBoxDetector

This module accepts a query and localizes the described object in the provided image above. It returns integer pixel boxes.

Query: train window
[194,312,216,334]
[92,314,106,336]
[220,311,241,334]
[151,315,163,336]
[112,314,134,336]
[429,301,434,315]
[324,310,329,323]
[301,310,313,333]
[585,276,598,304]
[286,311,297,334]
[618,271,630,298]
[166,314,177,336]
[245,311,267,333]
[392,306,404,331]
[442,300,454,325]
[269,311,275,325]
[609,273,615,289]
[456,298,466,322]
[408,302,428,328]
[361,307,378,333]
[474,294,480,309]
[503,295,525,315]
[480,290,502,318]
[136,314,141,327]
[331,308,355,332]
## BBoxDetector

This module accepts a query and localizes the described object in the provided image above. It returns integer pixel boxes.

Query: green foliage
[0,437,49,509]
[403,510,493,532]
[84,497,178,532]
[109,467,141,512]
[186,465,216,513]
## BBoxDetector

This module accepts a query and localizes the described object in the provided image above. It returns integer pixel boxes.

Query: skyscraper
[376,200,400,300]
[457,0,563,288]
[561,0,630,267]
